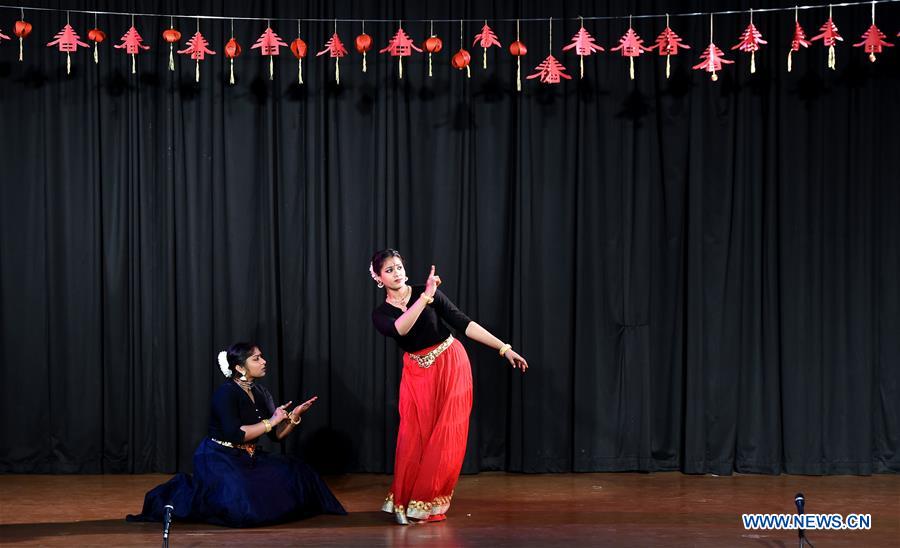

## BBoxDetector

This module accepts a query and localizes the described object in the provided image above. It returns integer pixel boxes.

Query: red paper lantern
[509,40,527,56]
[356,32,373,72]
[355,33,372,53]
[224,37,242,85]
[224,37,242,58]
[13,19,32,62]
[88,28,106,43]
[162,28,181,43]
[162,28,181,71]
[452,48,472,77]
[14,20,32,38]
[291,37,307,58]
[424,36,443,53]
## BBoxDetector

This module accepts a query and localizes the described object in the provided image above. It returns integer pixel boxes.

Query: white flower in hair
[217,351,231,377]
[369,262,380,282]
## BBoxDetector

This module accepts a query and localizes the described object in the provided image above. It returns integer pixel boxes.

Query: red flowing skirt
[382,338,473,520]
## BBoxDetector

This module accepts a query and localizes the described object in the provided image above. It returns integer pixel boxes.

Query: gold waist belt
[408,335,454,369]
[211,437,257,457]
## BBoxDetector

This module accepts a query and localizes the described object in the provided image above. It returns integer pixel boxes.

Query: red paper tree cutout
[379,26,422,79]
[653,26,690,56]
[812,17,843,69]
[526,54,572,84]
[178,31,216,82]
[790,21,812,51]
[562,26,604,78]
[114,26,150,54]
[611,27,651,79]
[178,31,216,60]
[114,26,150,73]
[46,24,89,52]
[379,27,422,57]
[317,33,348,58]
[693,42,733,81]
[46,23,90,75]
[787,21,812,72]
[252,27,288,56]
[472,23,501,69]
[317,33,349,85]
[732,22,767,73]
[651,26,690,78]
[853,24,893,62]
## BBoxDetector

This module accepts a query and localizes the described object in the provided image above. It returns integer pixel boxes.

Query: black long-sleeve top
[208,380,279,445]
[372,285,473,353]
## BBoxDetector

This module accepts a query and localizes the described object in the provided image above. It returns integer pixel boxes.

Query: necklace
[386,286,412,311]
[233,377,254,392]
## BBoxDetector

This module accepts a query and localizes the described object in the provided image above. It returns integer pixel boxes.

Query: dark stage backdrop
[1,0,898,476]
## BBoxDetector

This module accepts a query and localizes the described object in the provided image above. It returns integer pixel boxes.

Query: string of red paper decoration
[0,1,898,86]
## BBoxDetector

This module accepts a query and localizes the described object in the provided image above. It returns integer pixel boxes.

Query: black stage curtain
[1,0,898,475]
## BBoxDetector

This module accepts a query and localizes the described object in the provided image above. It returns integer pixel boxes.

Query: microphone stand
[162,504,174,548]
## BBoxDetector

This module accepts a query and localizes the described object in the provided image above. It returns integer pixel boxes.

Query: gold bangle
[289,414,301,426]
[499,343,512,357]
[262,418,272,433]
[420,293,434,305]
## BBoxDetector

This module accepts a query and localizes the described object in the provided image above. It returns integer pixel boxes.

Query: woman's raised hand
[290,396,318,420]
[424,265,442,297]
[271,401,291,424]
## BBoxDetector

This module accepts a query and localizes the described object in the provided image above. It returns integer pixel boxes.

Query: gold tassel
[336,57,340,85]
[169,45,174,71]
[712,70,718,81]
[428,52,433,77]
[229,59,235,85]
[466,64,470,78]
[363,51,367,73]
[195,61,200,82]
[580,55,584,79]
[516,57,521,91]
[269,56,274,80]
[869,52,876,63]
[787,50,793,72]
[751,51,756,74]
[399,56,403,79]
[132,53,136,74]
[19,37,23,61]
[666,55,671,79]
[827,45,835,70]
[66,52,71,75]
[94,44,98,64]
[629,57,635,80]
[299,58,303,84]
[483,47,487,69]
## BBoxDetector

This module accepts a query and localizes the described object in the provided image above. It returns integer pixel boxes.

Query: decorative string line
[2,0,899,24]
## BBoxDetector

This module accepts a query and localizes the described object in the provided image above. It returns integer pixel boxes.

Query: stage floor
[1,472,897,546]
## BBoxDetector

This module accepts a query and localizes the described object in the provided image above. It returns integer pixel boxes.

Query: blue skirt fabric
[127,438,346,528]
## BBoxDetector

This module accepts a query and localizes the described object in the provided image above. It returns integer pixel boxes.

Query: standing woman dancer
[370,249,528,525]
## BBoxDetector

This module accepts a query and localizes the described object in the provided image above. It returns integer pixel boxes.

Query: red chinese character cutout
[472,22,501,69]
[811,16,843,70]
[114,25,150,74]
[527,54,572,84]
[732,19,767,74]
[318,32,349,84]
[693,42,733,81]
[46,23,90,75]
[562,24,604,79]
[611,26,651,80]
[178,31,216,82]
[379,26,422,79]
[651,22,690,78]
[788,20,811,72]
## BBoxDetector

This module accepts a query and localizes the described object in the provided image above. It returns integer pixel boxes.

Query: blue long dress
[127,381,346,527]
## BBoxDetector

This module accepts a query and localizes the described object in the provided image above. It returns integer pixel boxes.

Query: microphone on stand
[794,493,806,547]
[162,504,174,548]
